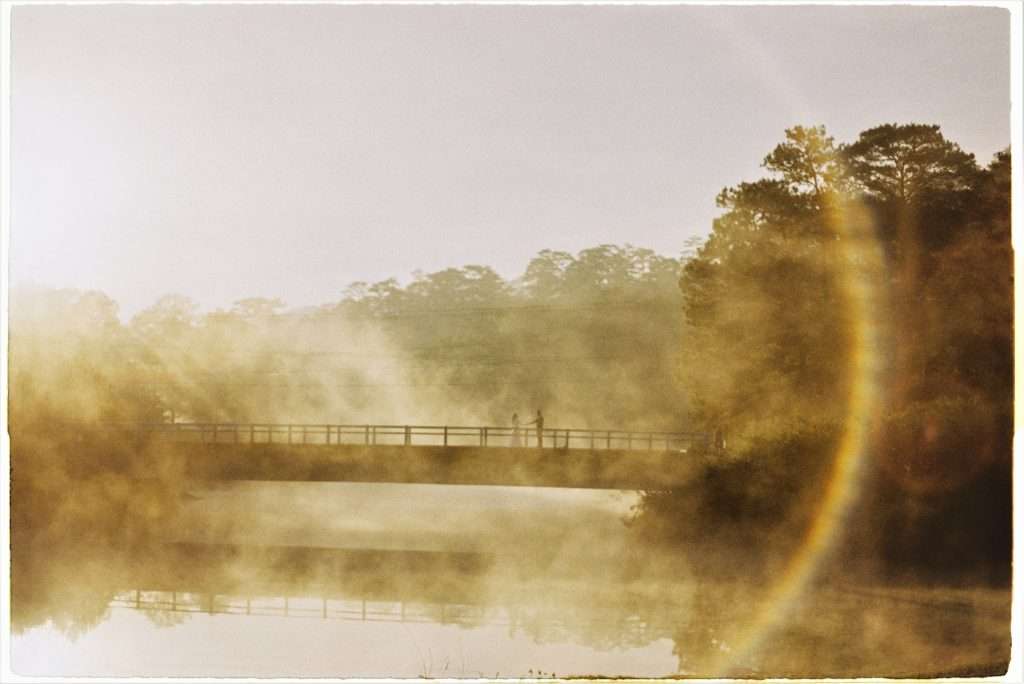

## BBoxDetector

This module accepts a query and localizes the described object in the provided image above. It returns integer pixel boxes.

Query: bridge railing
[110,590,670,637]
[122,422,708,452]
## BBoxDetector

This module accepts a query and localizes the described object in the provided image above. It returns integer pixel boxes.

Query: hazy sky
[11,4,1011,316]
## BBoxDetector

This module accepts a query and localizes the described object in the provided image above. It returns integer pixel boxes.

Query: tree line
[636,123,1011,585]
[9,243,688,433]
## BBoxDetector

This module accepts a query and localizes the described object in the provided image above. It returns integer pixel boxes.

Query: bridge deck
[111,423,707,490]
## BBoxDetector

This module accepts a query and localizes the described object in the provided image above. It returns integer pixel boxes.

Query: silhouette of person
[511,412,522,447]
[526,410,544,448]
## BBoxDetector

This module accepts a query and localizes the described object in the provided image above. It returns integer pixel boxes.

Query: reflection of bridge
[114,422,708,489]
[112,589,514,625]
[104,542,683,648]
[109,589,671,645]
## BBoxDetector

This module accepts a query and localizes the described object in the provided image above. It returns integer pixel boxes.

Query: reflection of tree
[141,607,191,629]
[500,579,691,652]
[16,523,697,657]
[9,473,184,636]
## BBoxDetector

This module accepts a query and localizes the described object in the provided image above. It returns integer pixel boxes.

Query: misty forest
[9,123,1012,677]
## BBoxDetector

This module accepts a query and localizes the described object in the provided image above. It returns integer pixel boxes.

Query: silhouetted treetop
[763,125,845,197]
[842,123,979,203]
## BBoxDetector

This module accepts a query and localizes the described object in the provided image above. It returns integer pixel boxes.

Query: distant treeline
[10,243,687,432]
[635,123,1011,585]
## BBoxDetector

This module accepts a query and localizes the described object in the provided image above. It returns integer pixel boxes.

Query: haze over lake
[6,2,1015,679]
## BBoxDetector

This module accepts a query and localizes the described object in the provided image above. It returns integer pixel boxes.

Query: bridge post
[607,431,611,449]
[212,424,218,443]
[648,432,653,450]
[326,425,331,445]
[627,433,632,450]
[443,426,448,446]
[482,427,488,447]
[404,426,411,446]
[365,425,370,445]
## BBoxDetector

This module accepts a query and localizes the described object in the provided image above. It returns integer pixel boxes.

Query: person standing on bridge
[511,412,522,447]
[526,410,544,448]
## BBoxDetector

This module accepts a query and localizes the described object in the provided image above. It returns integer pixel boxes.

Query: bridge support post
[443,426,448,446]
[404,426,411,446]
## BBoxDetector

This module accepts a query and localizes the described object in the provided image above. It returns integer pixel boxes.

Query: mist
[8,124,1013,678]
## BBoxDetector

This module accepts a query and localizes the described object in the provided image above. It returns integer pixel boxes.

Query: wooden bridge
[112,422,709,490]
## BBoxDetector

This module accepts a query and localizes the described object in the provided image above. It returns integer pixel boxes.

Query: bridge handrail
[87,421,708,452]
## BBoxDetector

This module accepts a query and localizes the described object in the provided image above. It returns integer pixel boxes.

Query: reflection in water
[11,482,693,677]
[103,540,689,650]
[11,479,1011,678]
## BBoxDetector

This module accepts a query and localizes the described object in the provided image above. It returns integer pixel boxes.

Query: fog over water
[13,483,690,678]
[170,482,637,553]
[7,4,1013,678]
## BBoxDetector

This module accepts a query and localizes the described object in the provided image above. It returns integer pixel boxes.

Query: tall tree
[763,125,846,198]
[679,126,850,442]
[842,123,978,204]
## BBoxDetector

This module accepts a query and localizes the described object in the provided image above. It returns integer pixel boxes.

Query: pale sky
[10,4,1011,316]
